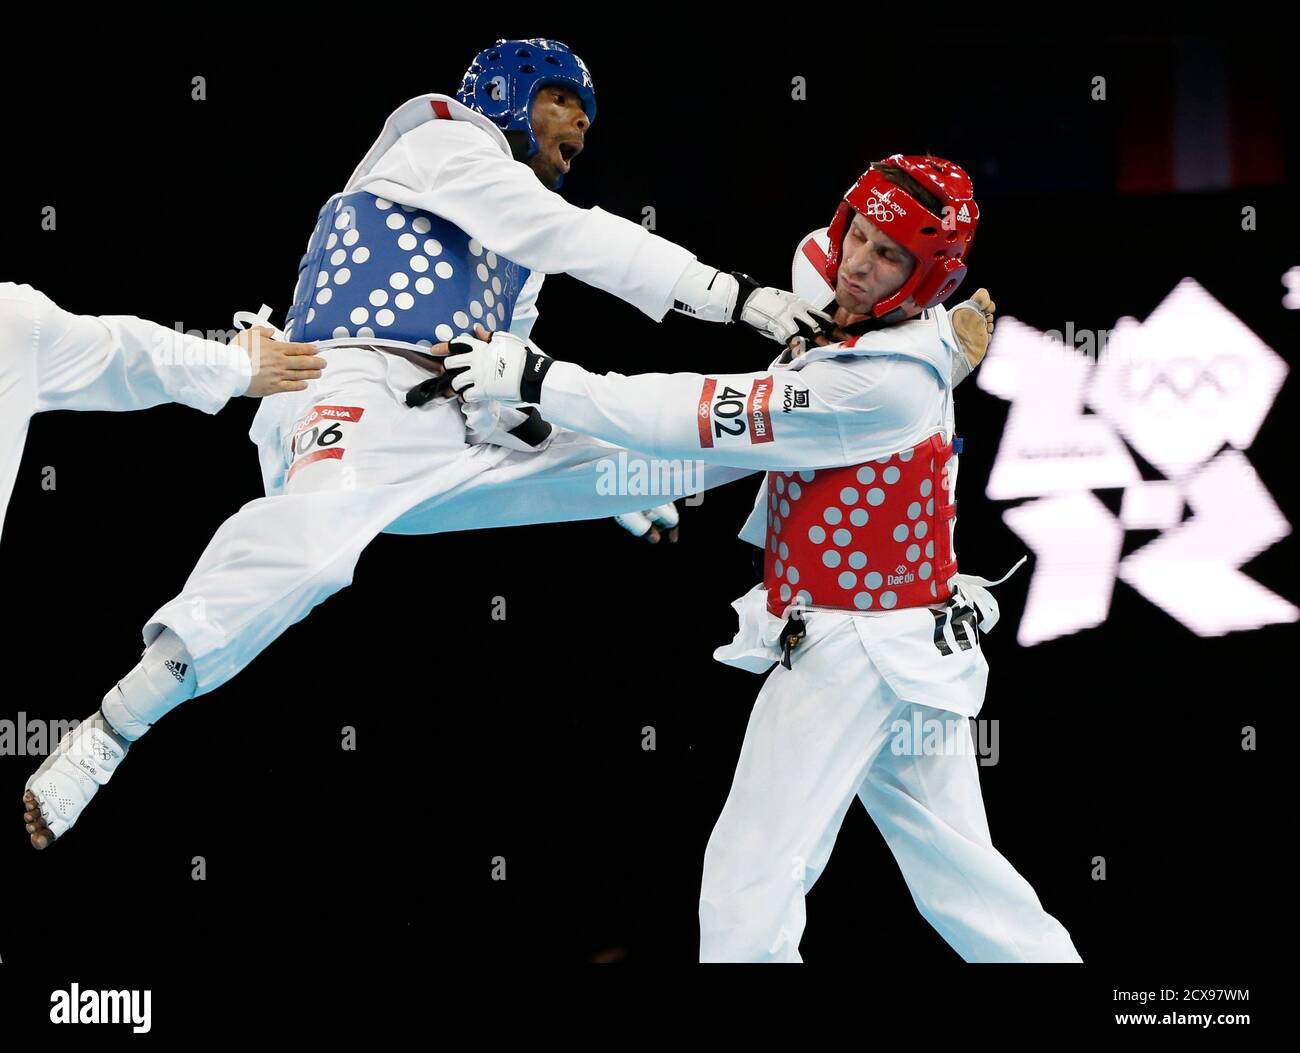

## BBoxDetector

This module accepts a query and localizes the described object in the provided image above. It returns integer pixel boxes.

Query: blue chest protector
[284,191,530,348]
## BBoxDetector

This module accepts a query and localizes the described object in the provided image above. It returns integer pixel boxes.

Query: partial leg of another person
[5,280,254,847]
[0,284,40,544]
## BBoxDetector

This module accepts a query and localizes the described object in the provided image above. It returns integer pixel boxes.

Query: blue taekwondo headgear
[456,38,596,160]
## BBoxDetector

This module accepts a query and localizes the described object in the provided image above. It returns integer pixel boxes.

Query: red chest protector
[763,432,959,616]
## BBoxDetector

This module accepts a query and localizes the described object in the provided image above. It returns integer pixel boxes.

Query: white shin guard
[100,627,197,741]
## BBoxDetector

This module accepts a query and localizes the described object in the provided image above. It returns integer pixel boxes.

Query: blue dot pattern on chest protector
[283,191,530,347]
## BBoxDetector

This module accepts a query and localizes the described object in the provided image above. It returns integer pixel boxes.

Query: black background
[0,22,1288,1023]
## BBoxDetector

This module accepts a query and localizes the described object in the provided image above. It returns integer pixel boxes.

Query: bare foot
[23,789,55,850]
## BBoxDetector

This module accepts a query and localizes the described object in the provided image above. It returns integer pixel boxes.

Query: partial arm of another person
[26,287,325,414]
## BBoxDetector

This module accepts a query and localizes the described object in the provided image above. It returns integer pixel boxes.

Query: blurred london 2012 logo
[975,277,1295,645]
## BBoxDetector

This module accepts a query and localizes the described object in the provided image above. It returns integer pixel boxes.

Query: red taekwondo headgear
[825,154,979,322]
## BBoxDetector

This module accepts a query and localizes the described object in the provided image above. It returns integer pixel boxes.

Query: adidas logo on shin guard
[164,660,189,683]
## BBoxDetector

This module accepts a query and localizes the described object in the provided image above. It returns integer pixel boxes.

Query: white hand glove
[739,285,834,345]
[614,502,680,543]
[443,332,547,405]
[670,263,832,344]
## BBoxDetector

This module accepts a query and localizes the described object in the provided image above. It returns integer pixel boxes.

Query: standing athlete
[438,155,1082,962]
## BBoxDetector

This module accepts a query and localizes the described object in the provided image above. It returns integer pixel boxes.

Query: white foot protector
[25,712,128,843]
[614,502,680,540]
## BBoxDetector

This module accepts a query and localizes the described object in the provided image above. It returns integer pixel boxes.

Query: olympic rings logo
[1118,355,1248,400]
[865,197,896,222]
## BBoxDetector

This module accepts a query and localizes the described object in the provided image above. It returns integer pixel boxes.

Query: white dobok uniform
[507,287,1082,963]
[138,96,753,692]
[0,282,252,543]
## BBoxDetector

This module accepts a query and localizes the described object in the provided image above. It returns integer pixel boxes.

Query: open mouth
[557,140,583,171]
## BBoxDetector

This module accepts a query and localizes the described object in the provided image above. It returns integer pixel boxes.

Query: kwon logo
[977,277,1296,644]
[782,387,810,412]
[50,984,151,1034]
